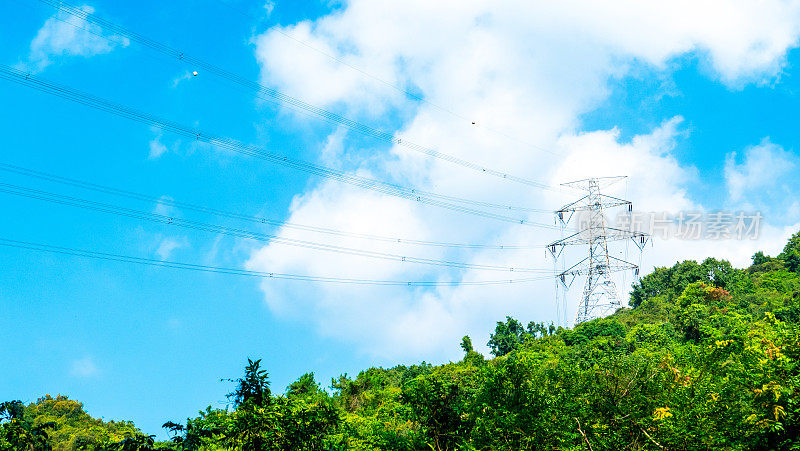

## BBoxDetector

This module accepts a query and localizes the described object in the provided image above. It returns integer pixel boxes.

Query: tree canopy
[5,230,800,450]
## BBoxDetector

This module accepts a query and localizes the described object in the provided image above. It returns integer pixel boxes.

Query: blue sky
[583,57,800,206]
[2,0,800,439]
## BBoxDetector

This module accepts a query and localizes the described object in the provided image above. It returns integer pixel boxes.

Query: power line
[215,0,466,119]
[213,0,564,159]
[0,182,558,274]
[0,65,561,229]
[27,0,562,192]
[0,238,553,286]
[0,162,547,250]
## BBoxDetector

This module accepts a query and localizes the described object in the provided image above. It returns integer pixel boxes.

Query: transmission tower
[548,177,649,325]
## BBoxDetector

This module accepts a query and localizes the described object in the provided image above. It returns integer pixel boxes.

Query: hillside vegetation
[4,231,800,450]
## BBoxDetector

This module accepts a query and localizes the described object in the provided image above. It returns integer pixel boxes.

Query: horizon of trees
[3,230,800,450]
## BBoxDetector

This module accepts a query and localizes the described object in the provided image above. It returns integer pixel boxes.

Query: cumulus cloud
[22,5,129,73]
[254,0,800,116]
[245,0,800,360]
[70,356,99,378]
[725,138,799,205]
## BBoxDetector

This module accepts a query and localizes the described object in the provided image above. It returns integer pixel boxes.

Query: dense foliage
[0,396,141,450]
[4,231,800,450]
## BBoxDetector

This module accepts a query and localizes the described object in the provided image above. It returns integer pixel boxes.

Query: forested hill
[4,231,800,450]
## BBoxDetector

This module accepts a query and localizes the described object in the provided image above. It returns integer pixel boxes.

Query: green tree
[110,433,156,451]
[459,336,473,353]
[9,228,800,451]
[226,358,270,408]
[487,316,527,356]
[0,401,55,451]
[401,365,478,451]
[753,250,771,265]
[778,230,800,272]
[24,395,142,451]
[287,373,321,399]
[629,258,736,308]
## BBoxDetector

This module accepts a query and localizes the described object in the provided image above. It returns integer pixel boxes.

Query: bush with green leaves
[7,230,800,450]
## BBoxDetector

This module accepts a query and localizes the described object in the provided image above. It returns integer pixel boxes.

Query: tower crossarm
[549,176,648,325]
[559,255,638,277]
[556,194,632,214]
[547,228,648,249]
[606,227,649,241]
[560,175,627,191]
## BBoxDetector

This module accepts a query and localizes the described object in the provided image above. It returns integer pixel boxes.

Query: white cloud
[153,196,177,217]
[254,0,800,117]
[148,128,169,159]
[156,236,188,260]
[171,71,194,88]
[244,120,722,360]
[70,356,99,378]
[263,1,275,17]
[789,201,800,222]
[23,5,129,73]
[319,127,348,166]
[246,0,800,360]
[725,138,798,204]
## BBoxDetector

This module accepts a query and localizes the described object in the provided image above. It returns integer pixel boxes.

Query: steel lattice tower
[548,177,649,324]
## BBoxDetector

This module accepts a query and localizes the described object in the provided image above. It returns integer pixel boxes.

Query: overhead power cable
[0,162,546,250]
[213,0,563,159]
[0,65,560,229]
[0,183,557,274]
[29,0,562,192]
[0,238,553,286]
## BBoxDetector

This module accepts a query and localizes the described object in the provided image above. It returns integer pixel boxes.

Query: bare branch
[575,418,594,451]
